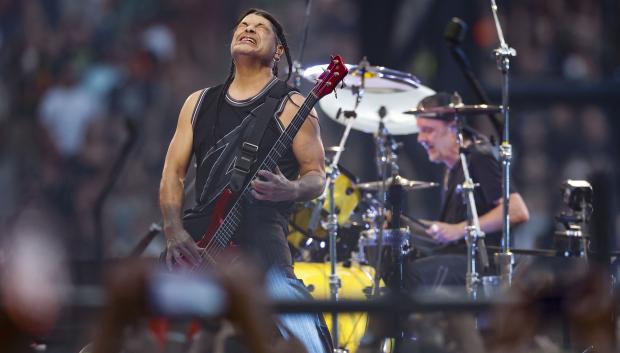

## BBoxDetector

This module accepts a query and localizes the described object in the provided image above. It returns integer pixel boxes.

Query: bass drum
[294,262,381,353]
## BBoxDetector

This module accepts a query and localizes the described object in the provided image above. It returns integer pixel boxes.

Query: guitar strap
[229,80,296,192]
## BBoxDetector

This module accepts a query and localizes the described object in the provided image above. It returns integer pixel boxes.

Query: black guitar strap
[229,80,296,192]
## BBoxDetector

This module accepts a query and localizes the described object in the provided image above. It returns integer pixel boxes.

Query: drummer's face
[416,117,458,166]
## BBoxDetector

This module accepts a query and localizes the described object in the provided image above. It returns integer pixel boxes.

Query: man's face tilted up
[230,14,282,66]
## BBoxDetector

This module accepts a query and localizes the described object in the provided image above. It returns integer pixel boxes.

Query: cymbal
[404,104,502,117]
[303,63,435,135]
[357,175,439,191]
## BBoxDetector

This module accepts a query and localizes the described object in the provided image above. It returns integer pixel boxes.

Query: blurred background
[0,0,618,350]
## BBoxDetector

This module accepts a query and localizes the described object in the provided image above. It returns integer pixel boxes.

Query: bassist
[158,8,330,353]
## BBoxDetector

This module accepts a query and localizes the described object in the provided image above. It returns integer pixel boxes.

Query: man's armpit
[288,94,319,121]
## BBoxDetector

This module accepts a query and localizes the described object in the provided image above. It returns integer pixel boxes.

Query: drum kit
[288,60,504,353]
[287,1,519,352]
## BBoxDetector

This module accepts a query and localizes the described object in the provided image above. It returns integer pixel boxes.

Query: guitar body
[196,187,236,249]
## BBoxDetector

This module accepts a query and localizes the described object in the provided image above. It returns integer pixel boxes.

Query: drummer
[405,92,530,287]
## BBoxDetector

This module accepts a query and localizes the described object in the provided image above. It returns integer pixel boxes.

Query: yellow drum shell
[294,262,379,353]
[288,166,360,247]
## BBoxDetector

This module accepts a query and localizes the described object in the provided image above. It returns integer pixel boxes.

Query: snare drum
[356,228,412,277]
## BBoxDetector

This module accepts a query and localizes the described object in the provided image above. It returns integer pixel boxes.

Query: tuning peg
[334,88,338,99]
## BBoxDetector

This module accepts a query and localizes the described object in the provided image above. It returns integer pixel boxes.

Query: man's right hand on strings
[164,226,201,269]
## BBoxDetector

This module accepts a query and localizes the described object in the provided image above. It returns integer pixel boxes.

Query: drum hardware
[325,117,355,351]
[356,228,412,284]
[312,58,368,351]
[370,106,391,297]
[454,113,489,297]
[488,0,518,288]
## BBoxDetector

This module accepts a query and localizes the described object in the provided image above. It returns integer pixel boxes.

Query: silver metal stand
[323,69,365,351]
[455,122,488,297]
[325,115,356,352]
[489,0,517,287]
[371,108,390,297]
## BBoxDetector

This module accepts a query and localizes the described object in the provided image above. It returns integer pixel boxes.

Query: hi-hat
[357,175,439,191]
[303,63,435,135]
[404,104,502,117]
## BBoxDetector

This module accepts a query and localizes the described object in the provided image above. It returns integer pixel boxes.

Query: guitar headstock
[312,55,348,99]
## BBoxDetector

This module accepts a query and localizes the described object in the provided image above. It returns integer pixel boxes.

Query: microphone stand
[489,0,517,287]
[455,117,489,297]
[445,18,503,138]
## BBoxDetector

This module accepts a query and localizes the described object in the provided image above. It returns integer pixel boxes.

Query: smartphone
[149,270,228,318]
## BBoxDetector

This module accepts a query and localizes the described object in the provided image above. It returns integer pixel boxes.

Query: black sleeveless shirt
[183,78,300,273]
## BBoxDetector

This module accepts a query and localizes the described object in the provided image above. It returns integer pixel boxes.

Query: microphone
[444,18,473,71]
[444,17,468,46]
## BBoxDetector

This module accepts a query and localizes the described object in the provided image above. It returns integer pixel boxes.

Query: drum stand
[371,107,390,297]
[324,115,356,352]
[455,117,489,297]
[321,73,364,352]
[371,113,416,353]
[489,0,518,287]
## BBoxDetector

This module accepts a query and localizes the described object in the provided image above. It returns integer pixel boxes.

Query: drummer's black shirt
[438,140,513,252]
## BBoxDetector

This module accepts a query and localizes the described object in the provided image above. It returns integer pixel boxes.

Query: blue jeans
[265,269,332,353]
